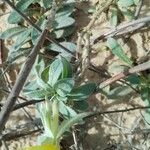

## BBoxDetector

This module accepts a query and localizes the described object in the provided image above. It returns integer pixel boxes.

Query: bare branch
[1,129,41,141]
[93,16,150,44]
[85,106,150,119]
[99,60,150,89]
[13,100,44,111]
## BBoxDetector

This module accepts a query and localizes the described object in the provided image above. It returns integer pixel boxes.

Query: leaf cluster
[108,0,140,26]
[0,0,76,63]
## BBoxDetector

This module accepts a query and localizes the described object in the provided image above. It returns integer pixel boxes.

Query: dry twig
[93,16,150,44]
[99,60,150,89]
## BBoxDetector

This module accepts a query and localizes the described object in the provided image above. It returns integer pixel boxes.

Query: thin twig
[1,64,39,130]
[134,0,143,19]
[13,100,44,111]
[99,60,150,89]
[72,128,79,150]
[1,106,150,142]
[1,129,41,141]
[0,88,28,101]
[85,106,150,119]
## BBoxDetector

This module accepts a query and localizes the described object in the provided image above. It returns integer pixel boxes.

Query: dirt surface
[0,0,150,150]
[74,0,150,150]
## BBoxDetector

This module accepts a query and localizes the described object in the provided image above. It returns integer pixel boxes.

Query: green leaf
[48,58,63,87]
[23,80,39,92]
[68,83,96,101]
[122,8,134,20]
[10,28,31,51]
[56,5,74,18]
[126,74,139,85]
[74,101,89,111]
[134,0,140,5]
[107,37,132,66]
[56,112,91,139]
[141,87,150,101]
[37,101,54,138]
[37,135,53,145]
[102,85,134,99]
[47,42,76,59]
[41,0,52,9]
[54,16,75,29]
[51,100,59,136]
[66,0,75,4]
[59,101,77,119]
[118,0,134,7]
[0,27,26,39]
[35,65,53,92]
[41,65,50,82]
[56,95,67,102]
[54,78,74,97]
[7,48,30,63]
[31,16,47,44]
[60,56,73,78]
[24,89,48,100]
[109,5,118,27]
[53,26,75,39]
[8,0,40,24]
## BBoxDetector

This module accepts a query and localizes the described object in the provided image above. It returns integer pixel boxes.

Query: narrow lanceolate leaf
[118,0,134,7]
[109,5,118,27]
[56,112,91,139]
[0,27,26,39]
[68,83,96,101]
[107,37,132,66]
[51,100,59,136]
[60,56,73,78]
[54,78,74,97]
[37,101,54,138]
[8,0,39,24]
[48,58,63,87]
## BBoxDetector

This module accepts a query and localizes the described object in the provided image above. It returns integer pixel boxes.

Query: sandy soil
[0,0,150,149]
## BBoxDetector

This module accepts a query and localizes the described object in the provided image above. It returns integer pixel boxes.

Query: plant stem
[0,29,48,133]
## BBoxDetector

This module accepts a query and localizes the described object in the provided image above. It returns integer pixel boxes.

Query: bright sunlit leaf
[24,144,60,150]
